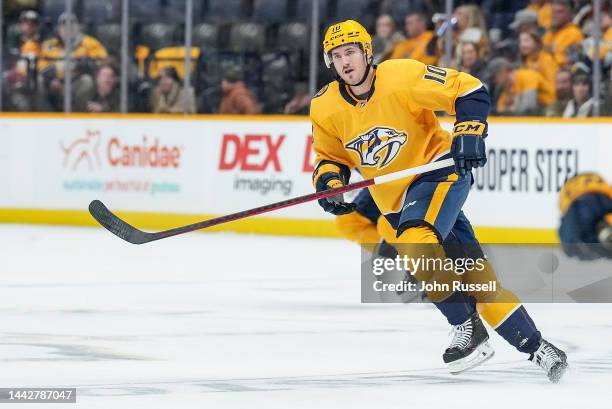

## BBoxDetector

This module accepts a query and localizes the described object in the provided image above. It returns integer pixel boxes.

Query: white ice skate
[530,339,568,383]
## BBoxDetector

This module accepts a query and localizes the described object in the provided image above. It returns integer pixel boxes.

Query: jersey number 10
[424,65,448,85]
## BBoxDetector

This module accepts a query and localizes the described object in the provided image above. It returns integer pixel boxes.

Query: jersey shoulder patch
[313,84,329,99]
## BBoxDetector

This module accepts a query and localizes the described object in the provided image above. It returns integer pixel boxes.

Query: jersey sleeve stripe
[458,84,485,98]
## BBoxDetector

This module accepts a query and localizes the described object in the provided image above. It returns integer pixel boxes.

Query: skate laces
[448,319,473,349]
[533,341,561,374]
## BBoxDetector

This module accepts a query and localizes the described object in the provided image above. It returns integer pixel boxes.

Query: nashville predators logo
[345,127,408,168]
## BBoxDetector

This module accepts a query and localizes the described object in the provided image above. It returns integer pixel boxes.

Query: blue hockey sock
[433,291,476,325]
[495,306,542,354]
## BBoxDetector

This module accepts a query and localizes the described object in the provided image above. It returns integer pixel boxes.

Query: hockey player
[559,172,612,260]
[311,20,568,382]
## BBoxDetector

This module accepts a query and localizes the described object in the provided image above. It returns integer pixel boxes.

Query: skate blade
[448,341,495,375]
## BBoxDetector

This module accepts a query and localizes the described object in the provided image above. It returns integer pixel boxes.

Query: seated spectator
[455,42,487,82]
[37,13,108,111]
[283,82,310,115]
[150,67,195,114]
[509,9,541,35]
[389,11,437,65]
[542,0,584,66]
[3,10,41,111]
[527,0,552,30]
[519,31,558,92]
[489,57,555,115]
[604,7,612,45]
[372,14,405,64]
[433,4,489,67]
[38,13,108,75]
[218,66,261,115]
[563,72,596,117]
[453,4,489,57]
[75,62,120,113]
[582,7,612,71]
[545,68,573,116]
[605,68,612,115]
[7,10,41,61]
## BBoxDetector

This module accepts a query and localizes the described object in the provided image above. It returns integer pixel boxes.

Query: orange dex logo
[60,130,102,171]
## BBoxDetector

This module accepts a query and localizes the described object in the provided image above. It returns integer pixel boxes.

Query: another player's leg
[336,189,423,302]
[335,189,381,245]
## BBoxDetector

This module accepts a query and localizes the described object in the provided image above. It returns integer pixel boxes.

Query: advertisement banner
[0,116,610,236]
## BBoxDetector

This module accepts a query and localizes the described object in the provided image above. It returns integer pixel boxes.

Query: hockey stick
[89,158,454,244]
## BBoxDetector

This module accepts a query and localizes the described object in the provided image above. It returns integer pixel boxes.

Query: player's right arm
[310,93,356,215]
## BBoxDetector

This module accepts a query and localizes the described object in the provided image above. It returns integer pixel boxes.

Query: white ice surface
[0,225,610,409]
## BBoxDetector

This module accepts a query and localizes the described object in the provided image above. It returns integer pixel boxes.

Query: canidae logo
[60,130,102,171]
[345,127,407,168]
[61,130,182,171]
[107,136,181,168]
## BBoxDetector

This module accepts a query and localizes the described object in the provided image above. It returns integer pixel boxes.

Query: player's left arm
[451,83,490,176]
[406,60,490,176]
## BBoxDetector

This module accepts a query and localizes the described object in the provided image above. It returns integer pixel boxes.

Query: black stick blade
[88,200,152,244]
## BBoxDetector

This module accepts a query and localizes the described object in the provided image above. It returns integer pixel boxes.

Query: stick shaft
[155,158,454,239]
[90,158,455,243]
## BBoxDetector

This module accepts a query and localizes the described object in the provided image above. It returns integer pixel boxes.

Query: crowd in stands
[1,0,611,116]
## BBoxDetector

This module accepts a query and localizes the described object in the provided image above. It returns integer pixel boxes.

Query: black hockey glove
[315,173,356,215]
[450,120,487,176]
[313,161,355,215]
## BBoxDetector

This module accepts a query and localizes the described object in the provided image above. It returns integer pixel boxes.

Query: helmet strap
[351,59,372,87]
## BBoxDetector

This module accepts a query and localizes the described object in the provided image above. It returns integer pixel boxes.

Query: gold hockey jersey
[310,58,483,214]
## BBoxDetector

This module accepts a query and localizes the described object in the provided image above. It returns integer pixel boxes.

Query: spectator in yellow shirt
[37,13,108,111]
[542,0,584,66]
[528,0,552,30]
[389,11,437,65]
[582,8,612,67]
[519,31,558,93]
[7,10,41,60]
[489,57,555,115]
[38,12,108,77]
[4,10,41,111]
